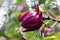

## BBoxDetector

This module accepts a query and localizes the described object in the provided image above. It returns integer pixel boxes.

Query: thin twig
[42,17,60,22]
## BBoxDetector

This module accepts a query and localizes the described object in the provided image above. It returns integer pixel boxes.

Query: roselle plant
[18,3,60,40]
[0,0,60,40]
[19,0,60,38]
[19,3,60,32]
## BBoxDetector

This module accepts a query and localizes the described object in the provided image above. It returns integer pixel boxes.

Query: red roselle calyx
[19,4,44,32]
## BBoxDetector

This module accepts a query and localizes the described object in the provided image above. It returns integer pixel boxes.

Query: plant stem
[42,17,60,23]
[42,33,44,40]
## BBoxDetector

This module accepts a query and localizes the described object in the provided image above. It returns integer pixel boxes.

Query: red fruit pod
[19,4,44,32]
[19,12,30,21]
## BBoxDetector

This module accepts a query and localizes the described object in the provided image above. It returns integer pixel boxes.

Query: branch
[42,17,60,23]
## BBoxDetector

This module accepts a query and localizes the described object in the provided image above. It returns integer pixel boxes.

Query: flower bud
[19,4,43,32]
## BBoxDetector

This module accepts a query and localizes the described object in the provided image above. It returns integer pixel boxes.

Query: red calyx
[19,4,44,32]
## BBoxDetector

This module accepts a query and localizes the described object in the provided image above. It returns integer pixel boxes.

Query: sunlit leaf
[5,21,22,40]
[25,31,35,39]
[37,37,42,40]
[29,32,36,40]
[16,0,22,5]
[14,12,23,19]
[42,20,54,29]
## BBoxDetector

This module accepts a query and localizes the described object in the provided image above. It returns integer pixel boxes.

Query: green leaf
[57,16,60,20]
[43,20,54,29]
[45,20,54,26]
[5,21,22,40]
[14,12,23,19]
[51,8,60,16]
[13,17,20,27]
[25,31,43,40]
[45,32,60,40]
[54,32,60,40]
[24,31,38,40]
[12,33,22,40]
[0,30,5,36]
[8,10,13,16]
[5,22,17,37]
[37,37,40,40]
[39,0,46,5]
[37,37,42,40]
[42,0,53,11]
[16,0,22,5]
[25,31,35,39]
[45,37,53,40]
[29,32,37,40]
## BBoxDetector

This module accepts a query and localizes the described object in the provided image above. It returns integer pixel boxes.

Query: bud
[19,4,43,32]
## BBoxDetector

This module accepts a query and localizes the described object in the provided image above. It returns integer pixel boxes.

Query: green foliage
[8,10,13,16]
[0,30,5,36]
[42,20,54,29]
[5,21,22,39]
[51,8,60,16]
[45,32,60,40]
[54,32,60,40]
[14,12,23,19]
[5,22,17,37]
[57,16,60,20]
[25,31,35,39]
[37,37,41,40]
[42,0,53,12]
[16,0,22,5]
[37,36,43,40]
[45,37,54,40]
[24,31,43,40]
[0,0,60,40]
[5,11,22,39]
[39,0,46,5]
[13,17,20,26]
